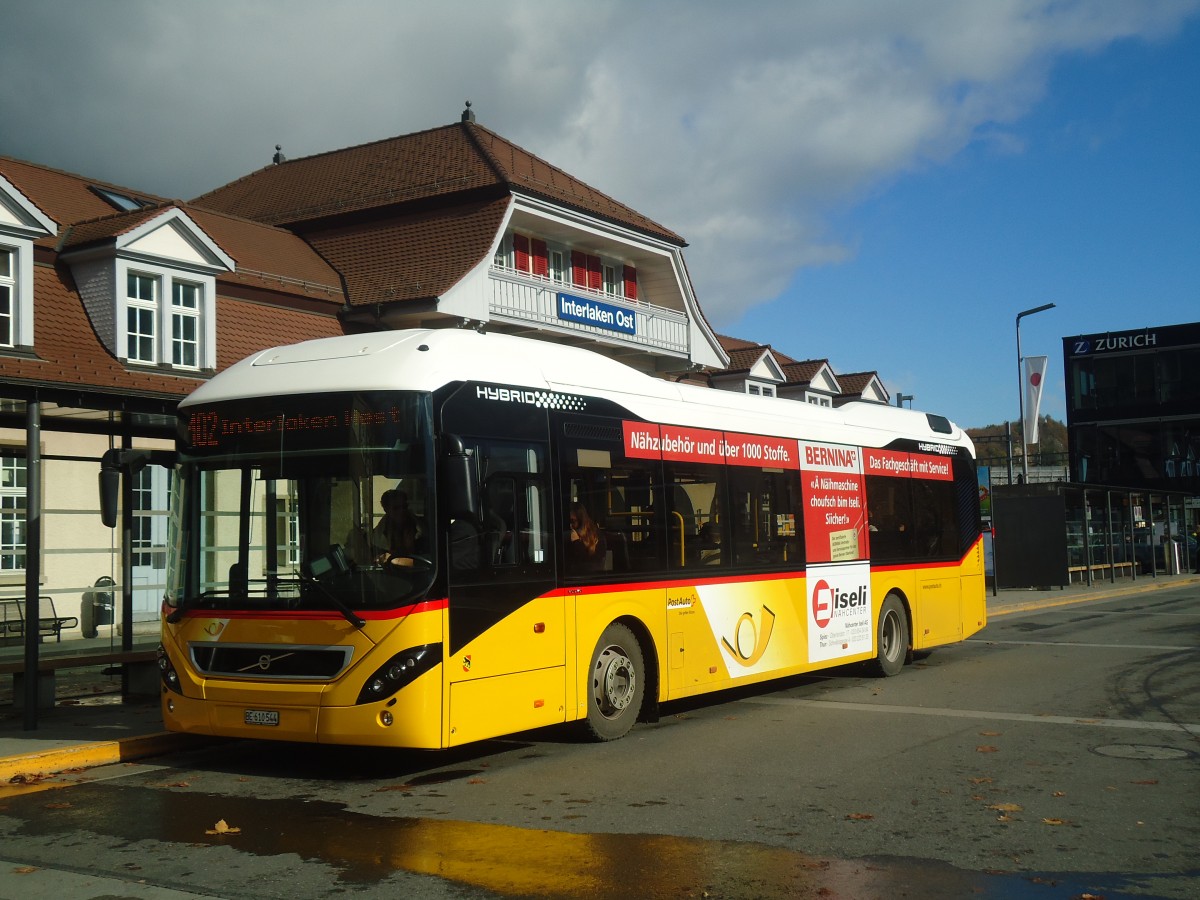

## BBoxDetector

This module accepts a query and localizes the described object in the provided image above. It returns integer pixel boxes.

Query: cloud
[2,0,1196,326]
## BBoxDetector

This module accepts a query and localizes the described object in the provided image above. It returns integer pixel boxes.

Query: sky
[2,0,1198,429]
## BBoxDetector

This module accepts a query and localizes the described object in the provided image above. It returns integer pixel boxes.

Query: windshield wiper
[304,578,366,629]
[303,545,365,629]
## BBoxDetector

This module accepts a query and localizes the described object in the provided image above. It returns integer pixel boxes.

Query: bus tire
[874,594,909,677]
[583,622,645,741]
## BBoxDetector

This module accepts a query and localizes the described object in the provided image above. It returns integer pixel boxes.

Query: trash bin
[81,575,115,639]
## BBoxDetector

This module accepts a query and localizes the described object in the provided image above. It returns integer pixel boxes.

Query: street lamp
[1015,303,1056,483]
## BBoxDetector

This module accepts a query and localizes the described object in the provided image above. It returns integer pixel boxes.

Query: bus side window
[665,464,724,569]
[728,468,803,569]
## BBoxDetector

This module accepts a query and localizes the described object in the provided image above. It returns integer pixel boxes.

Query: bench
[0,597,79,643]
[0,649,159,709]
[1067,562,1135,584]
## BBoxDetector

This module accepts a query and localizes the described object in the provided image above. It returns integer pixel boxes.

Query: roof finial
[461,100,475,123]
[272,144,286,165]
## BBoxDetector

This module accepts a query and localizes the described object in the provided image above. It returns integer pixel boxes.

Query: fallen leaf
[988,803,1023,813]
[205,818,242,835]
[1130,780,1158,786]
[845,812,874,820]
[968,777,993,785]
[1042,817,1069,826]
[976,745,999,753]
[44,802,72,810]
[996,814,1013,823]
[373,784,412,793]
[979,730,1002,736]
[1052,791,1066,797]
[13,867,37,875]
[467,778,487,785]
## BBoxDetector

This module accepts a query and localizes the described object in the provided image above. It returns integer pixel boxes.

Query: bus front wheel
[584,622,645,741]
[874,594,909,677]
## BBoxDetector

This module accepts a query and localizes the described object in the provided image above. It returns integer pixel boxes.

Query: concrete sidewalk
[2,572,1197,784]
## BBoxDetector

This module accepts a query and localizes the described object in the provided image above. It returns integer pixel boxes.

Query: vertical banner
[1024,355,1048,444]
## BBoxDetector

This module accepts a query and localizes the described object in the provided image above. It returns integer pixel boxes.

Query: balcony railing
[488,266,689,356]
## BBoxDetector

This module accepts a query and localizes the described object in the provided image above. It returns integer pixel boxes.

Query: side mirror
[99,449,122,528]
[99,448,178,528]
[440,434,480,523]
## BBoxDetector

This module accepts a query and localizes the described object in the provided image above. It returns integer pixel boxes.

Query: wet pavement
[2,572,1197,783]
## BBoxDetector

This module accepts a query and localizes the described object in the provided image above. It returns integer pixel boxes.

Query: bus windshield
[167,391,436,616]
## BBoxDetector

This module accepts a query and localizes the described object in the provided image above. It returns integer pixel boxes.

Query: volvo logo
[237,651,294,674]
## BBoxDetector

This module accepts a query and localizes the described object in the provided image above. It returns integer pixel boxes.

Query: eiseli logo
[811,579,868,629]
[1073,332,1157,355]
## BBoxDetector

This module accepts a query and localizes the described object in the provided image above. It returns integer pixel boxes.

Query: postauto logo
[810,578,868,629]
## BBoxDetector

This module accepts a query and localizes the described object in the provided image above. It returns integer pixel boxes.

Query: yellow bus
[158,329,985,747]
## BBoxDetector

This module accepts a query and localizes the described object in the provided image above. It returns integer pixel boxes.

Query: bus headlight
[356,643,443,704]
[158,645,182,694]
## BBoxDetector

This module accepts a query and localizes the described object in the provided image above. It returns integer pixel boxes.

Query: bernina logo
[1074,333,1157,355]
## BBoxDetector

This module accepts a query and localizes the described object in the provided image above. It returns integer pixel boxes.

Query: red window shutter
[532,239,549,278]
[587,255,602,291]
[513,234,530,272]
[571,250,587,286]
[623,265,638,301]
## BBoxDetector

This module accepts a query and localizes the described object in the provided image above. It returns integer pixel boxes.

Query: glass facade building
[1065,321,1200,494]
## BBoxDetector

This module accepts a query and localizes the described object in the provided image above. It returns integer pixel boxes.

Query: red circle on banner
[1030,372,1042,387]
[811,579,832,629]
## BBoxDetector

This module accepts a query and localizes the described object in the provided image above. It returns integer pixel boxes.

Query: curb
[1,731,196,783]
[989,574,1200,617]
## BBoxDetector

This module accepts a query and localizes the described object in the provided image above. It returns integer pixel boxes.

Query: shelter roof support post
[22,402,42,730]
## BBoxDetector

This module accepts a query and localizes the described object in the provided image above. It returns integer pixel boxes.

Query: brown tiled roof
[187,207,344,302]
[215,296,342,370]
[837,371,881,394]
[192,122,684,245]
[0,156,167,246]
[3,156,345,304]
[304,198,508,307]
[780,359,828,385]
[722,347,768,374]
[59,204,175,250]
[2,264,342,401]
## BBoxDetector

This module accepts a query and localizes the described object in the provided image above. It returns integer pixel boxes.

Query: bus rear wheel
[874,594,909,677]
[584,622,645,741]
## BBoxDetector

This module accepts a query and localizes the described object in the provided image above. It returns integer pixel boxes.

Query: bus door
[444,436,561,746]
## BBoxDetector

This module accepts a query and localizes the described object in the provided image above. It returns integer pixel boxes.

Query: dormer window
[0,247,13,348]
[171,281,200,368]
[126,272,158,363]
[122,268,206,369]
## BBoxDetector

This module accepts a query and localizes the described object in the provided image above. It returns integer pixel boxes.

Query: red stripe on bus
[162,598,449,622]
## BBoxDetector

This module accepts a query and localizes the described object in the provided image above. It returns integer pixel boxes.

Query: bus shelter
[993,482,1194,590]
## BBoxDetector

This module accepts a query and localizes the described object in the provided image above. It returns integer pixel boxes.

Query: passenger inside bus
[566,502,607,572]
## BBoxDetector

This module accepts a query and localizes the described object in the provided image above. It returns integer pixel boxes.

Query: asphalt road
[1,584,1197,899]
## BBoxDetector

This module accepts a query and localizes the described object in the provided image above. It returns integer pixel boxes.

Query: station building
[1,106,892,670]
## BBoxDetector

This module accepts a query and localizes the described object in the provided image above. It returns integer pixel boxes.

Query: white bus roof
[181,329,974,455]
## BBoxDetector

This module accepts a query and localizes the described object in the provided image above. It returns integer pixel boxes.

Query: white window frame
[0,246,13,348]
[171,280,201,369]
[0,454,26,573]
[549,248,566,283]
[493,233,511,269]
[116,260,216,371]
[126,271,160,364]
[0,238,35,350]
[602,262,622,297]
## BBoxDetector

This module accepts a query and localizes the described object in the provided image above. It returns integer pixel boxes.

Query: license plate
[244,709,279,726]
